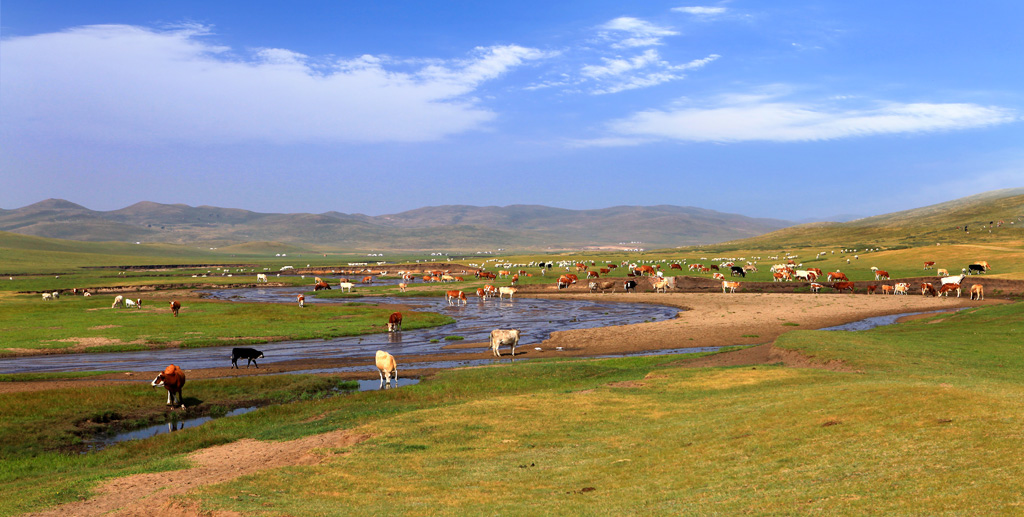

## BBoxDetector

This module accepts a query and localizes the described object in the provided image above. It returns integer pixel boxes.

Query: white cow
[375,350,398,389]
[256,273,268,283]
[339,282,354,292]
[112,295,124,308]
[498,286,517,300]
[41,292,52,301]
[489,329,521,357]
[941,274,967,286]
[124,298,139,308]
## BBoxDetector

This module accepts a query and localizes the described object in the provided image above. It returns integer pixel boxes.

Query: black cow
[231,347,264,369]
[730,266,746,277]
[967,264,986,275]
[624,280,638,293]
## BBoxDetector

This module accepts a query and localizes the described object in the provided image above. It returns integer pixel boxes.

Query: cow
[112,295,124,308]
[446,290,467,306]
[489,329,521,357]
[970,284,984,300]
[592,281,616,293]
[794,270,816,281]
[967,264,986,275]
[722,281,740,293]
[231,348,264,369]
[635,265,656,276]
[894,283,910,295]
[256,273,268,283]
[938,283,961,298]
[827,272,848,282]
[866,285,877,294]
[314,281,331,291]
[810,282,824,294]
[976,261,991,271]
[441,274,456,283]
[874,270,890,281]
[387,312,403,332]
[624,280,638,293]
[362,276,374,284]
[498,286,518,300]
[297,294,305,307]
[773,272,786,282]
[923,261,935,270]
[41,292,52,301]
[557,275,574,289]
[398,282,408,293]
[920,283,935,295]
[587,271,599,279]
[375,350,398,389]
[124,298,142,308]
[807,268,822,278]
[730,266,746,277]
[831,282,855,294]
[941,274,966,286]
[881,285,894,295]
[600,268,611,274]
[169,300,181,316]
[712,272,725,281]
[339,282,354,292]
[670,263,683,271]
[151,364,186,408]
[936,268,949,277]
[653,279,670,293]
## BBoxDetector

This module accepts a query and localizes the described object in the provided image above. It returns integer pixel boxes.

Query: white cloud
[581,51,719,94]
[0,25,550,144]
[598,17,679,48]
[593,90,1018,143]
[671,6,728,17]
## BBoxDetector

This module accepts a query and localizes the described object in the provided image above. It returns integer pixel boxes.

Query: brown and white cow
[387,312,403,332]
[722,281,740,293]
[810,282,824,294]
[169,300,181,316]
[489,329,521,357]
[297,294,305,307]
[151,364,186,408]
[314,281,331,291]
[446,290,467,306]
[923,261,935,270]
[375,350,398,389]
[894,282,909,295]
[831,281,855,293]
[938,283,961,298]
[828,271,848,282]
[874,270,890,281]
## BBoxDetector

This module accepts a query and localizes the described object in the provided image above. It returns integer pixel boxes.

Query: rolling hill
[0,200,792,250]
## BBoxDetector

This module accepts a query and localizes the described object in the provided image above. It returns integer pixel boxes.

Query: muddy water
[0,288,680,375]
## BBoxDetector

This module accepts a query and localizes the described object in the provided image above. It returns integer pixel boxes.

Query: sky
[1,1,1022,221]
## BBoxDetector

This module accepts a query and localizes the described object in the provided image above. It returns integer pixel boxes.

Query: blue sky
[2,1,1021,221]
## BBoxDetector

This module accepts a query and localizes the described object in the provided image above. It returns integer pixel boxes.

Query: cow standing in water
[375,350,398,389]
[387,312,403,332]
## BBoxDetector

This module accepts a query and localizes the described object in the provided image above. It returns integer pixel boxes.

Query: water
[820,310,951,332]
[0,288,680,374]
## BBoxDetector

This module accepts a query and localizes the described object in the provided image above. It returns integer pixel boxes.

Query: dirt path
[29,430,372,517]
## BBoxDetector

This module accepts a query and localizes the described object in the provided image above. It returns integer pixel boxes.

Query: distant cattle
[712,272,725,281]
[256,273,268,283]
[828,272,848,282]
[297,294,305,307]
[124,298,141,309]
[894,282,910,295]
[398,283,408,292]
[591,281,616,293]
[970,284,984,300]
[489,329,521,357]
[920,283,935,296]
[810,282,824,294]
[670,263,683,271]
[866,284,878,294]
[874,270,890,281]
[831,282,855,294]
[41,292,53,301]
[936,268,949,277]
[151,364,186,408]
[339,282,354,292]
[231,348,264,369]
[314,281,331,291]
[112,295,124,308]
[624,280,638,293]
[587,271,599,279]
[169,300,181,316]
[653,279,670,293]
[730,266,746,277]
[375,350,398,389]
[600,268,611,274]
[499,286,518,300]
[881,285,894,295]
[941,274,966,286]
[722,281,740,293]
[446,290,467,306]
[923,261,935,270]
[387,312,403,332]
[557,275,575,289]
[967,264,986,275]
[363,276,374,284]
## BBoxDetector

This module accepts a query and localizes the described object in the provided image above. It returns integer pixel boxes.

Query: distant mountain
[0,200,793,250]
[722,188,1024,249]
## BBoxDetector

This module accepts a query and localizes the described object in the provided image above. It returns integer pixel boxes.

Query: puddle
[820,310,952,332]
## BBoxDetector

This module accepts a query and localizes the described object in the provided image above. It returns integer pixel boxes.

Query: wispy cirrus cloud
[598,17,679,48]
[580,88,1018,145]
[0,24,551,144]
[671,6,728,18]
[581,50,719,94]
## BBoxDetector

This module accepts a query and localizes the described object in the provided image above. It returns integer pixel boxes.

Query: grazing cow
[938,282,961,298]
[730,266,746,277]
[41,292,52,301]
[807,268,822,278]
[297,294,305,307]
[479,271,496,280]
[231,348,264,369]
[594,281,616,293]
[498,286,518,300]
[446,290,467,306]
[588,281,600,293]
[831,282,856,294]
[866,285,877,294]
[894,283,909,295]
[557,275,574,289]
[712,272,725,281]
[923,261,935,270]
[112,295,124,308]
[375,350,398,389]
[810,282,824,294]
[169,300,181,316]
[441,274,456,283]
[600,268,611,274]
[653,279,670,293]
[314,281,331,291]
[624,280,638,293]
[722,281,740,293]
[256,273,268,283]
[828,272,848,282]
[387,312,403,332]
[398,282,408,293]
[967,264,986,275]
[874,270,890,281]
[920,283,935,295]
[794,270,816,281]
[977,261,991,270]
[970,284,984,300]
[339,282,354,292]
[151,364,186,408]
[587,271,599,279]
[363,276,374,284]
[489,329,521,357]
[635,265,656,276]
[476,287,487,298]
[936,268,949,277]
[124,298,142,308]
[881,285,894,295]
[670,264,683,271]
